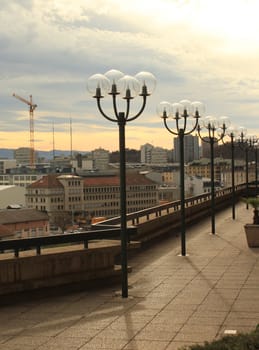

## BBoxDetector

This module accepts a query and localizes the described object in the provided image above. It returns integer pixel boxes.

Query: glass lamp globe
[87,74,110,97]
[251,135,258,144]
[203,116,218,129]
[104,69,124,84]
[135,71,156,95]
[117,75,140,99]
[191,101,205,117]
[245,134,253,145]
[219,116,230,129]
[157,101,172,118]
[171,102,184,119]
[227,126,238,137]
[179,100,192,115]
[238,126,247,138]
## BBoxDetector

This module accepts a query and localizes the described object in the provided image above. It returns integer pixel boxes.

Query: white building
[173,135,199,163]
[140,143,153,163]
[185,175,222,197]
[140,143,168,164]
[92,148,109,170]
[0,174,42,187]
[0,159,17,174]
[14,147,38,166]
[0,185,26,209]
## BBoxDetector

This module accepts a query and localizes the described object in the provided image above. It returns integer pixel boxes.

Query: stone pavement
[0,202,258,350]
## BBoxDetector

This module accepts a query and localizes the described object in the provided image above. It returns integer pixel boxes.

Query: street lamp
[237,128,250,208]
[226,126,238,220]
[198,116,229,234]
[254,141,259,195]
[157,100,204,256]
[87,69,156,298]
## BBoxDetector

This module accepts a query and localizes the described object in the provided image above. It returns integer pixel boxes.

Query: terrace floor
[0,202,258,350]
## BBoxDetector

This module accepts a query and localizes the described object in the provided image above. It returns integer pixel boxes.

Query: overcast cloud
[1,0,259,151]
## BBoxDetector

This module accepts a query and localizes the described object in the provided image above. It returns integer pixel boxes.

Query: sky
[1,0,259,152]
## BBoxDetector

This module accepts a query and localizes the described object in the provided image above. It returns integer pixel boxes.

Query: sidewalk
[0,203,258,350]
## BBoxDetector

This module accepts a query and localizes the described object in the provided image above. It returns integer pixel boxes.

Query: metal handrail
[0,227,137,258]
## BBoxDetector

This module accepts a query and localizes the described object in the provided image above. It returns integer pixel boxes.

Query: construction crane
[13,93,37,168]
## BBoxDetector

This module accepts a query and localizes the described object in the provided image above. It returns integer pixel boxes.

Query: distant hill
[0,149,88,160]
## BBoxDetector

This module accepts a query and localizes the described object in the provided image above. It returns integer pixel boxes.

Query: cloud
[0,0,259,151]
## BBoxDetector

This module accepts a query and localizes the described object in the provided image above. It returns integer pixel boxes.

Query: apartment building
[140,143,168,164]
[83,173,158,218]
[14,147,38,166]
[26,173,159,223]
[0,208,49,239]
[26,174,84,223]
[173,134,199,163]
[0,174,41,187]
[0,159,17,174]
[186,158,229,182]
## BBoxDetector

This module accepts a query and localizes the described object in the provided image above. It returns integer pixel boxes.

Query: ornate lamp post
[87,69,156,298]
[226,126,237,220]
[157,100,204,256]
[254,141,259,195]
[198,116,229,234]
[237,128,250,208]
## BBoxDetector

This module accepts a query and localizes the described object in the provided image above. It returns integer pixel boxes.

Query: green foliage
[181,325,259,350]
[242,197,259,209]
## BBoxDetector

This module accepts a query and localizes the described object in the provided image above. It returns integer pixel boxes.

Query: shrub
[181,325,259,350]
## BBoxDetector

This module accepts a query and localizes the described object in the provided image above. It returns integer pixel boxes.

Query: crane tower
[13,93,37,168]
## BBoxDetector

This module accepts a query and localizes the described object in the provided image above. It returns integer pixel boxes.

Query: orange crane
[13,93,37,168]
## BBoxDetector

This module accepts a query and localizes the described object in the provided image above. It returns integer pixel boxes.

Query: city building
[92,148,110,170]
[71,153,93,171]
[173,134,199,163]
[140,143,153,163]
[0,159,17,174]
[185,175,222,196]
[26,174,84,225]
[186,158,229,183]
[140,143,168,164]
[0,174,42,187]
[14,147,38,166]
[0,185,26,209]
[200,137,219,158]
[26,173,159,225]
[0,208,49,239]
[83,173,158,218]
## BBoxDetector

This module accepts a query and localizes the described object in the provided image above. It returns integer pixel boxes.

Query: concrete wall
[0,241,121,295]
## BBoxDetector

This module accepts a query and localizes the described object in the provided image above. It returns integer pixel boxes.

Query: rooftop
[0,208,49,224]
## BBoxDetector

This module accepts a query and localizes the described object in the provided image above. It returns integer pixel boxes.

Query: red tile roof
[84,173,156,186]
[28,174,63,189]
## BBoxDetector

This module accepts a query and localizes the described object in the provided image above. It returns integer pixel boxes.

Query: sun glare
[116,0,259,52]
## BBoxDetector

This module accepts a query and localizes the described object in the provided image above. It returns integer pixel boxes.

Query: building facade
[0,208,49,239]
[0,159,17,174]
[140,143,168,164]
[14,147,38,166]
[173,134,199,163]
[26,173,159,224]
[92,148,110,170]
[0,174,42,187]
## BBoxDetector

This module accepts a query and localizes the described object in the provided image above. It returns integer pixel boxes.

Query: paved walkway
[0,203,258,349]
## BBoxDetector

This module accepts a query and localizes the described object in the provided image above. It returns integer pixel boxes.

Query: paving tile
[1,203,258,350]
[3,335,50,347]
[124,339,170,350]
[37,337,88,350]
[79,337,129,349]
[166,341,200,350]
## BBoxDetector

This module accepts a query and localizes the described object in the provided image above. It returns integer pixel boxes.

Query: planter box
[244,224,259,248]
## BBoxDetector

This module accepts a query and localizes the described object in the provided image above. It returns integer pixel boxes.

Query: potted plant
[243,197,259,248]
